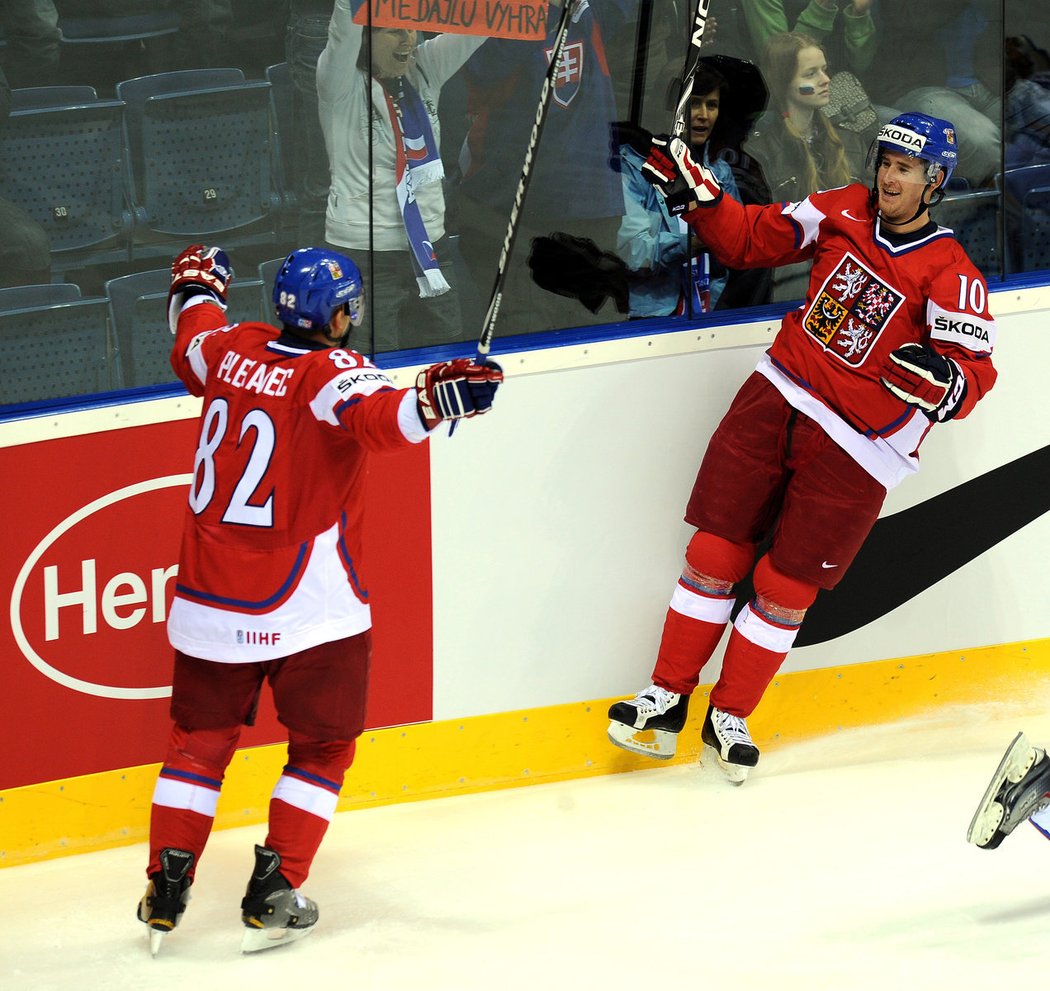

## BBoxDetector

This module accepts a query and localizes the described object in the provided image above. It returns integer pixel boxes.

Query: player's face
[875,149,940,226]
[370,28,418,80]
[690,90,721,148]
[790,47,831,108]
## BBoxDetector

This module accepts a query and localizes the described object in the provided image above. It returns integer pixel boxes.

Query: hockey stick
[472,0,579,363]
[670,0,715,140]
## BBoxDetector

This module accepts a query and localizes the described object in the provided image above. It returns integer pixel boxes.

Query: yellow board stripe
[3,639,1048,868]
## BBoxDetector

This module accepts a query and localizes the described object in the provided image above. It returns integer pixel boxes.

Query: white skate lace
[713,710,753,746]
[632,684,676,715]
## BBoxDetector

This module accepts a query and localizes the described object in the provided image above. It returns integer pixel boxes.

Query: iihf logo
[236,629,282,646]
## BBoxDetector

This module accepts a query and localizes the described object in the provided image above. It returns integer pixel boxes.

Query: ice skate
[137,847,194,956]
[967,732,1050,849]
[607,684,689,759]
[240,845,319,953]
[701,705,759,784]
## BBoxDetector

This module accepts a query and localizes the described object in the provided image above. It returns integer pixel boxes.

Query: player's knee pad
[752,555,819,624]
[286,735,357,781]
[684,530,755,591]
[167,723,240,776]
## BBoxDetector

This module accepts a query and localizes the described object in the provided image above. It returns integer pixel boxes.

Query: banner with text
[354,0,548,40]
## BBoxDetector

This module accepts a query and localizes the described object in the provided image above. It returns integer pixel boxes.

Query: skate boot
[702,705,759,784]
[607,684,689,759]
[240,844,319,953]
[137,847,194,956]
[967,732,1050,848]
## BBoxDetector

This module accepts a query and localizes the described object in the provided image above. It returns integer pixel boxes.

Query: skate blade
[241,923,315,954]
[607,721,677,759]
[967,732,1034,846]
[148,928,166,957]
[702,744,750,785]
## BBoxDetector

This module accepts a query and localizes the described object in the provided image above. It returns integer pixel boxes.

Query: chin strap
[873,176,945,229]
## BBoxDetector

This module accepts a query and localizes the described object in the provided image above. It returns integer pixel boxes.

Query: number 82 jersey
[166,297,430,662]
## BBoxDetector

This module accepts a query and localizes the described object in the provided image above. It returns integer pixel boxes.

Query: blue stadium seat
[116,70,281,262]
[0,98,131,277]
[0,297,121,406]
[57,11,180,45]
[106,269,265,387]
[1000,164,1050,273]
[10,86,99,111]
[0,283,82,310]
[934,189,1001,277]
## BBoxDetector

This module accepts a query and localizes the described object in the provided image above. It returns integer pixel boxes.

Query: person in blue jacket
[616,56,769,316]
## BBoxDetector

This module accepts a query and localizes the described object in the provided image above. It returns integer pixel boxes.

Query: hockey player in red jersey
[607,113,997,782]
[137,245,502,954]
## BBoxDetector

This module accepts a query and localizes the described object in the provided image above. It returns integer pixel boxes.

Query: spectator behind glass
[864,0,999,188]
[452,0,634,336]
[0,63,51,286]
[1000,35,1050,273]
[1004,35,1050,170]
[316,0,487,354]
[0,0,60,87]
[617,61,759,316]
[745,31,854,300]
[740,0,878,78]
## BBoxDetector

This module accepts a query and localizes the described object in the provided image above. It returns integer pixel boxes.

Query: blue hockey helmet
[866,112,959,189]
[273,248,364,331]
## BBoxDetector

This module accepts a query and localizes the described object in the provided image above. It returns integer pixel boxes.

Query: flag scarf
[384,82,450,298]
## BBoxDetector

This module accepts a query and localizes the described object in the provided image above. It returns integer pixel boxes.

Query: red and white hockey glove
[416,358,503,430]
[641,135,723,216]
[167,244,233,327]
[880,343,968,422]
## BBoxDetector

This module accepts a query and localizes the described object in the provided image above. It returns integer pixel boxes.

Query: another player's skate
[701,705,759,784]
[967,732,1050,848]
[240,844,319,953]
[607,684,689,759]
[137,847,194,956]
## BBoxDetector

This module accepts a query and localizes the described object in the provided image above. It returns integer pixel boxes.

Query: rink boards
[2,283,1049,866]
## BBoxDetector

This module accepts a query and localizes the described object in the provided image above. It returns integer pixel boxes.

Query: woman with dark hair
[616,57,769,316]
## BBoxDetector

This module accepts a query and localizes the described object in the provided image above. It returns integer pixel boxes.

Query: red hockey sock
[710,557,818,716]
[147,724,240,878]
[709,617,791,716]
[651,530,753,695]
[652,603,732,694]
[263,739,356,888]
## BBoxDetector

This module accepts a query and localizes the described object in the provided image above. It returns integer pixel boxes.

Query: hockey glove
[641,135,723,216]
[416,358,504,430]
[880,343,968,422]
[169,243,232,304]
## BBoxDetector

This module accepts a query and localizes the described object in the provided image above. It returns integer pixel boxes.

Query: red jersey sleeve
[685,191,821,270]
[170,296,232,397]
[924,251,998,420]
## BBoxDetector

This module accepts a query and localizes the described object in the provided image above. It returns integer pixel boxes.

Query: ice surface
[3,703,1050,990]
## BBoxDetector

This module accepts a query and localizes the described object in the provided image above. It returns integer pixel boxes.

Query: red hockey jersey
[687,183,997,488]
[166,297,431,662]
